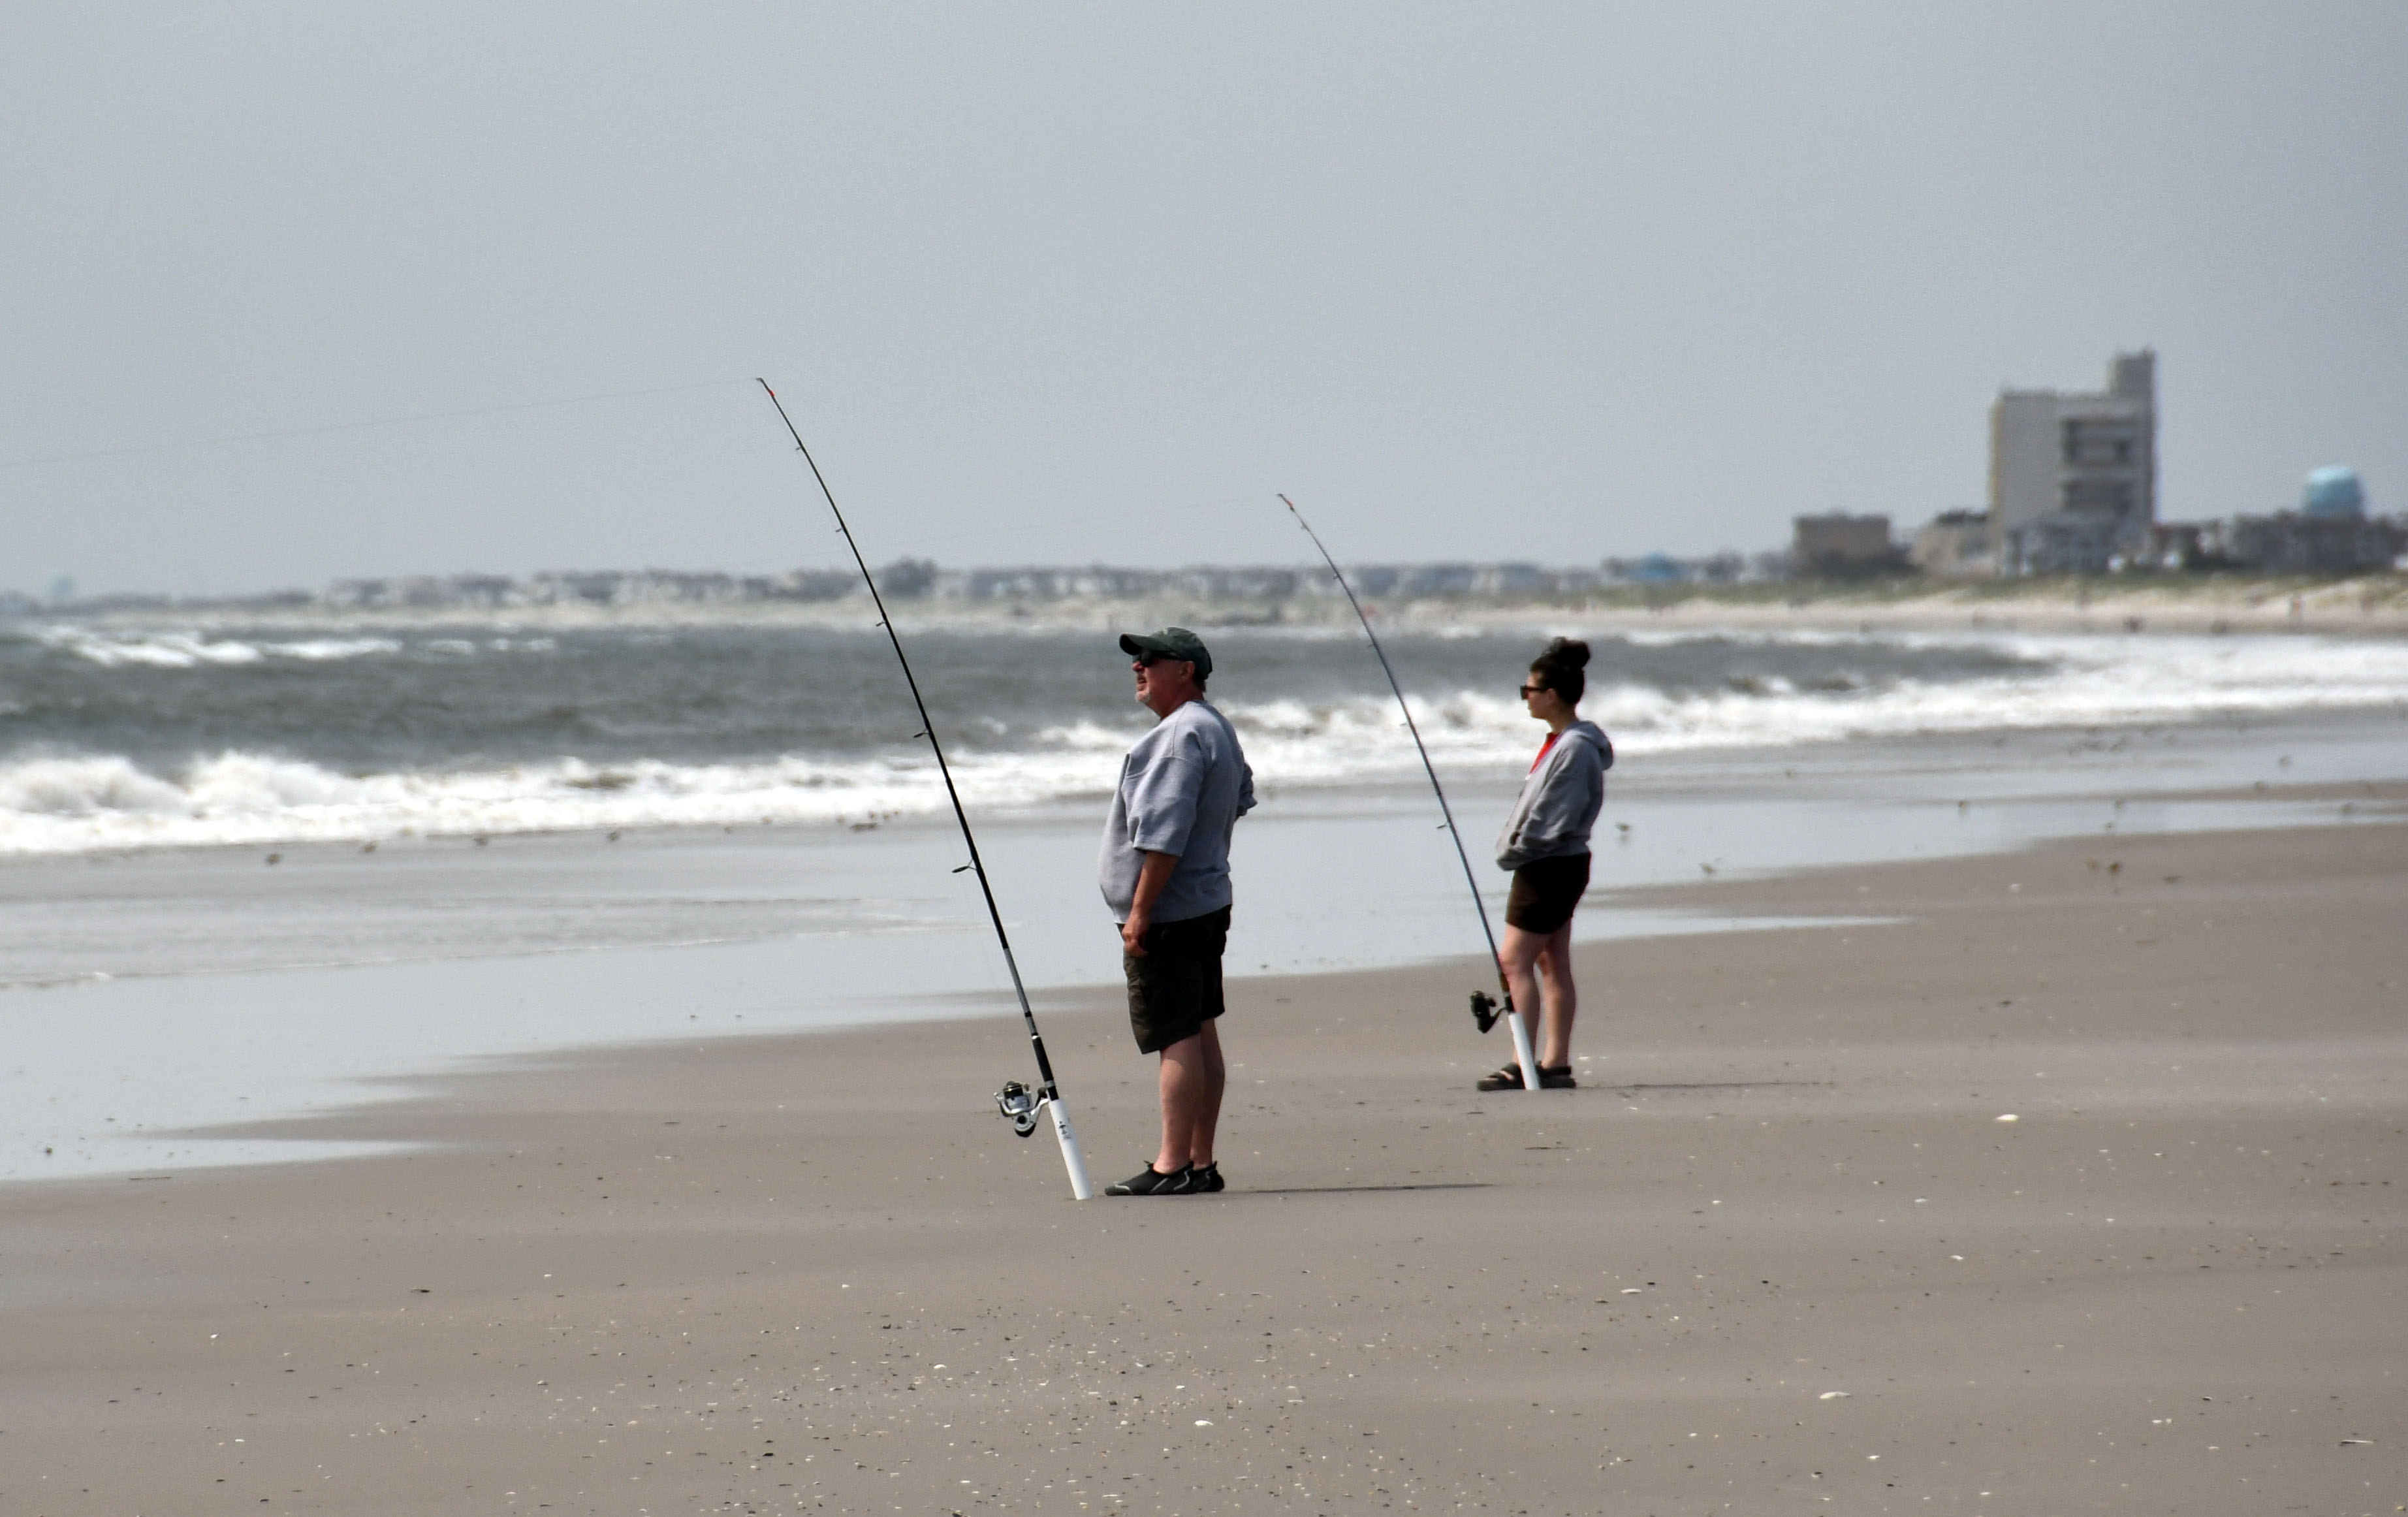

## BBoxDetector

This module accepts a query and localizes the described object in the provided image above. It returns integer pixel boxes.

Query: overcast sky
[3,3,2401,596]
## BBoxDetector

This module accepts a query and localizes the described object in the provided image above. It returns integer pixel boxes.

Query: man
[1097,627,1255,1196]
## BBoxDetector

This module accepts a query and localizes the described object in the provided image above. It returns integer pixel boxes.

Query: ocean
[9,616,2408,855]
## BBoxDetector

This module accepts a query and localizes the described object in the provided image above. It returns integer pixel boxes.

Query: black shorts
[1122,905,1231,1055]
[1505,852,1591,934]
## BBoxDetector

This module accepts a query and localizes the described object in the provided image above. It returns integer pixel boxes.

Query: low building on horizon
[2002,511,2129,577]
[1791,512,1905,577]
[2194,513,2403,575]
[1910,509,1993,577]
[2151,468,2400,575]
[1602,551,1749,585]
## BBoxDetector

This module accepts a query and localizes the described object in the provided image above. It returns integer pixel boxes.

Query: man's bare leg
[1154,1021,1226,1174]
[1188,1020,1225,1167]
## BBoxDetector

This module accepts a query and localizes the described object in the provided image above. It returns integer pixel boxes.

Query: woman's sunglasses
[1518,682,1548,697]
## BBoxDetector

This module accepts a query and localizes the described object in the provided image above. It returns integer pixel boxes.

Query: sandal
[1475,1063,1527,1092]
[1538,1064,1577,1089]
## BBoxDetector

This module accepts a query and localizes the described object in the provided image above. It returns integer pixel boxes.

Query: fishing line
[1280,493,1542,1094]
[838,489,1295,561]
[0,377,750,471]
[757,377,1095,1199]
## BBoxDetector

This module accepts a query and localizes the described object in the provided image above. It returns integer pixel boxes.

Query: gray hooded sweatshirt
[1494,719,1612,869]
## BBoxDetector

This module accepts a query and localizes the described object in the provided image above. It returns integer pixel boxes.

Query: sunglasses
[1135,652,1188,669]
[1518,682,1549,697]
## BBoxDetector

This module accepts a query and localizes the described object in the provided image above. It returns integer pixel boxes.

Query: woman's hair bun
[1530,636,1591,705]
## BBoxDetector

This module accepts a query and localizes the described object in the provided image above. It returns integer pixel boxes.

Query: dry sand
[4,810,2403,1516]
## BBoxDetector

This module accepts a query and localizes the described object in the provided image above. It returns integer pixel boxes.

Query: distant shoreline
[22,570,2408,637]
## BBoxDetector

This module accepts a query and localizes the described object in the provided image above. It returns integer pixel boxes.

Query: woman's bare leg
[1498,925,1545,1063]
[1533,920,1577,1066]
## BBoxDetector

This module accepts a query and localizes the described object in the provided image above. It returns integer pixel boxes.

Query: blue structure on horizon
[2302,466,2365,519]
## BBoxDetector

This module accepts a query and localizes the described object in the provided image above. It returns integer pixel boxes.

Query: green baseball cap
[1118,626,1212,680]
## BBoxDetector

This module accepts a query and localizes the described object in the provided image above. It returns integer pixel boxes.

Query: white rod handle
[1506,1010,1542,1095]
[1049,1096,1094,1200]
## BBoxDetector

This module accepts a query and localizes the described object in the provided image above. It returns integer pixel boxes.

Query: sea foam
[3,628,2404,855]
[33,626,402,668]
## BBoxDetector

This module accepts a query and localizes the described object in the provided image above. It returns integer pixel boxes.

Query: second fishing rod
[1280,494,1544,1095]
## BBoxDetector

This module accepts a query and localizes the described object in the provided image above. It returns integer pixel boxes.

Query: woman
[1480,637,1612,1091]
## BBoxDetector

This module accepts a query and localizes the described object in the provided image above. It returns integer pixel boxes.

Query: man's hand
[1121,850,1179,958]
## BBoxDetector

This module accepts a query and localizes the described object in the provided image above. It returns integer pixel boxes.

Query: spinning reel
[994,1079,1046,1138]
[1468,991,1501,1034]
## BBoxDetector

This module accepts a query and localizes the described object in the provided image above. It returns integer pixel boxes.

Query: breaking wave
[32,626,406,668]
[4,628,2405,854]
[22,624,571,669]
[0,750,1064,855]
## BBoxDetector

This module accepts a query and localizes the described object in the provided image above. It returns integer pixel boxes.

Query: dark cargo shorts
[1505,852,1591,934]
[1121,905,1232,1055]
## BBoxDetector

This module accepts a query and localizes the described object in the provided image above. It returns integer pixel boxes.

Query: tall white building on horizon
[1989,349,2157,573]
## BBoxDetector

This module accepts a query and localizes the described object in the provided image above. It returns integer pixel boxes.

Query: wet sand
[4,807,2403,1515]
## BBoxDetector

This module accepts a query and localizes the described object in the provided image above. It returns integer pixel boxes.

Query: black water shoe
[1475,1064,1527,1092]
[1186,1161,1225,1194]
[1105,1164,1190,1196]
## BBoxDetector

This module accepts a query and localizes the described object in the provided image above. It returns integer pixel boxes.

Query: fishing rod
[1279,494,1541,1096]
[757,378,1095,1199]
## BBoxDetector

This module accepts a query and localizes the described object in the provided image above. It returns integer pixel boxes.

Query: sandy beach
[12,9,2406,1514]
[4,797,2401,1516]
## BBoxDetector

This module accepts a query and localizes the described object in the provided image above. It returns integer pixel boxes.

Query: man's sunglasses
[1136,652,1182,667]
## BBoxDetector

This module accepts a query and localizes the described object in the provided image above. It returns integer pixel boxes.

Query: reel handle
[994,1079,1041,1138]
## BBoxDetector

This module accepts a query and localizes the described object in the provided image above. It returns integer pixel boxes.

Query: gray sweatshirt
[1494,720,1612,869]
[1098,698,1256,923]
